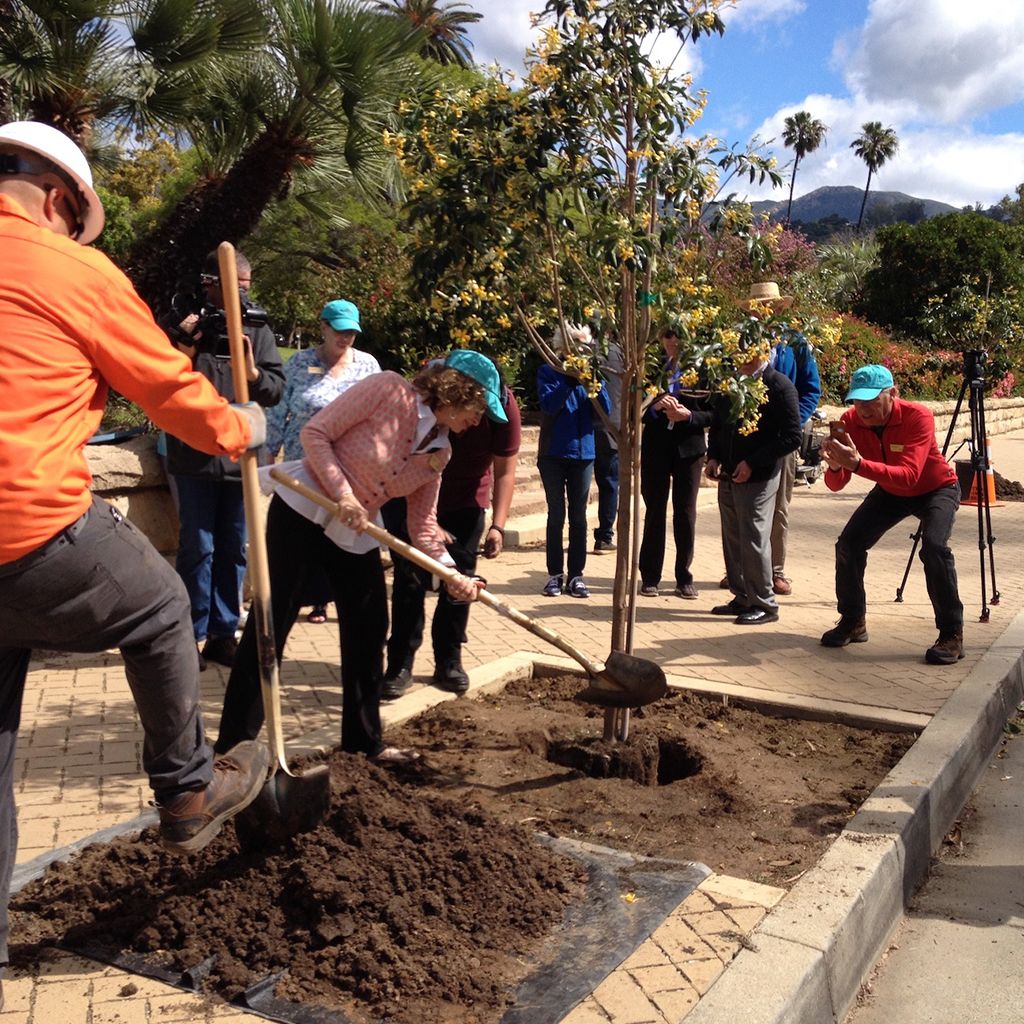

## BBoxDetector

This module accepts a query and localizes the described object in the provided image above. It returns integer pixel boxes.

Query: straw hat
[747,281,793,310]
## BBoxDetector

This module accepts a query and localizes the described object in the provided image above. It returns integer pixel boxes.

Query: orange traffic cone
[961,437,1003,507]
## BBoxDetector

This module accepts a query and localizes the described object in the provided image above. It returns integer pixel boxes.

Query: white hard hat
[0,121,105,244]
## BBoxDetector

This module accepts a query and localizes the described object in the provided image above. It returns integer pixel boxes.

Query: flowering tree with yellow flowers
[390,0,782,653]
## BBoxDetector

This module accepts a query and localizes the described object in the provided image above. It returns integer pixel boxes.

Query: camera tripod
[895,350,999,621]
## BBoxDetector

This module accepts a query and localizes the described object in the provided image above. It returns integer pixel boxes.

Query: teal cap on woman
[445,350,508,424]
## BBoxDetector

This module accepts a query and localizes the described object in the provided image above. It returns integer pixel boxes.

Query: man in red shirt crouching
[819,364,964,665]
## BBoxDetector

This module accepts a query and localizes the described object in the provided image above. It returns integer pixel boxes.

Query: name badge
[428,452,446,473]
[890,443,904,452]
[307,365,325,375]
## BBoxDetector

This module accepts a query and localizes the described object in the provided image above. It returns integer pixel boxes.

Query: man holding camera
[0,121,270,1005]
[161,250,284,669]
[820,364,964,665]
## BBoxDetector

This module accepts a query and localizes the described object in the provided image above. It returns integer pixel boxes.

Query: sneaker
[381,667,414,700]
[157,740,269,854]
[201,634,238,668]
[542,574,565,597]
[639,583,660,597]
[673,583,699,600]
[772,574,792,596]
[820,616,868,647]
[433,660,470,694]
[925,631,964,665]
[593,538,616,554]
[567,575,590,598]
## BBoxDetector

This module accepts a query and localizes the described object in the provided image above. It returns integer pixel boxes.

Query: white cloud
[722,0,806,29]
[844,0,1024,123]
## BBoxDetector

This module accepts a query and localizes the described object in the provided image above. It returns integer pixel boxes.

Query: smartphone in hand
[828,421,847,441]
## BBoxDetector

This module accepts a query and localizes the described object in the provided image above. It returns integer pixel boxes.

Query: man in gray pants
[0,120,268,1007]
[706,351,802,625]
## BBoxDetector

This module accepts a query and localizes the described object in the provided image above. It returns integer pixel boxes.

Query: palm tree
[126,0,426,316]
[781,110,827,225]
[851,121,899,232]
[375,0,481,67]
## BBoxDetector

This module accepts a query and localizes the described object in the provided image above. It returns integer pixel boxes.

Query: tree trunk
[127,126,310,317]
[785,155,800,226]
[856,168,873,231]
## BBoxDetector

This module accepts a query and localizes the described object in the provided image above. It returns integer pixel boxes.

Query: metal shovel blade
[236,763,332,844]
[575,651,668,708]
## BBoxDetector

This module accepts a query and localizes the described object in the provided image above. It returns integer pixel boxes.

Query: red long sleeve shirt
[0,195,251,563]
[824,397,957,497]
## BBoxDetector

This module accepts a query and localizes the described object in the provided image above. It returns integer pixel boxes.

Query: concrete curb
[682,606,1024,1024]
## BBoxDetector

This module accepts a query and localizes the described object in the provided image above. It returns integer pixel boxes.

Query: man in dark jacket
[639,328,714,598]
[161,250,284,668]
[706,351,801,624]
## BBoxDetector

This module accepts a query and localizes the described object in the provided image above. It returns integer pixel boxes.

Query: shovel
[218,242,331,840]
[269,467,667,709]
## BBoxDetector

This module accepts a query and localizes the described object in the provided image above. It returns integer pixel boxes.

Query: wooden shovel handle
[268,467,606,675]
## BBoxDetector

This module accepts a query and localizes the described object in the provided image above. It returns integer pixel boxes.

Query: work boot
[157,740,269,854]
[433,660,470,694]
[925,631,964,665]
[381,667,414,700]
[820,616,868,647]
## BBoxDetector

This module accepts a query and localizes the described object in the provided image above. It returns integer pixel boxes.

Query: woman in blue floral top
[266,299,381,621]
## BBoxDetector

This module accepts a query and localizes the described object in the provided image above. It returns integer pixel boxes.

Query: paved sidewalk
[5,430,1024,1022]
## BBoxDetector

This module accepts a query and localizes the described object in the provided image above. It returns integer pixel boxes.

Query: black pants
[639,437,705,589]
[383,499,485,674]
[216,496,387,757]
[836,483,963,633]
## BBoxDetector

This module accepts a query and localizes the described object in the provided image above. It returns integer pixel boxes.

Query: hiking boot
[201,634,238,668]
[567,575,590,598]
[542,574,565,597]
[772,574,792,596]
[157,740,269,854]
[433,660,470,694]
[820,617,868,647]
[925,631,964,665]
[381,668,414,700]
[640,583,660,597]
[674,583,699,599]
[593,538,616,554]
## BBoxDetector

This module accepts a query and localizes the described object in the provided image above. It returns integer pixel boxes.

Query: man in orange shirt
[0,121,269,1002]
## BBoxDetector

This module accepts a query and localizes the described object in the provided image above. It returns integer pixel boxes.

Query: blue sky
[464,0,1024,210]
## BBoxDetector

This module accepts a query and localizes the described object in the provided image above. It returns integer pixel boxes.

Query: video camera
[171,275,269,359]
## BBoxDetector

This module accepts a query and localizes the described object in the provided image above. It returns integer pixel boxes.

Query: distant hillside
[748,185,958,225]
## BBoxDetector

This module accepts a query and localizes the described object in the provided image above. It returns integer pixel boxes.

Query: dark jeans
[593,429,619,543]
[639,441,704,588]
[382,500,486,674]
[174,476,246,641]
[216,496,387,757]
[0,496,212,965]
[538,456,593,579]
[836,483,962,633]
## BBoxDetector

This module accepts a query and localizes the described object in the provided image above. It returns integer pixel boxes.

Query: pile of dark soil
[12,754,584,1024]
[995,470,1024,501]
[10,674,917,1022]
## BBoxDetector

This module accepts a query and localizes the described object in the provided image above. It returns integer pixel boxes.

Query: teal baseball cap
[444,350,508,423]
[845,364,894,402]
[320,299,361,332]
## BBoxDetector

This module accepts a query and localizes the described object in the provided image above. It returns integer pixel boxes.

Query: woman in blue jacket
[536,327,611,598]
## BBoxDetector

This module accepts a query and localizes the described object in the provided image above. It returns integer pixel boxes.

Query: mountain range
[749,185,959,225]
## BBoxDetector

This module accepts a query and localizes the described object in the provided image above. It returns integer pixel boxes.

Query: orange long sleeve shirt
[0,195,251,564]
